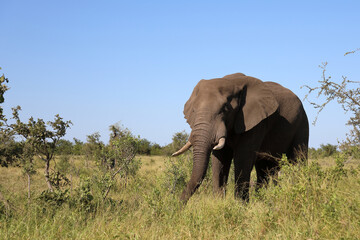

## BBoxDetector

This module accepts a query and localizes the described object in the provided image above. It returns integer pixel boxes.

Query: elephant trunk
[180,118,213,202]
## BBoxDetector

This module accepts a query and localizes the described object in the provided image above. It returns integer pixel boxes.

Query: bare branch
[303,50,360,149]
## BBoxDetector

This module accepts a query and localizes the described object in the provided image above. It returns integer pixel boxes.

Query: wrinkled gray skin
[175,73,309,203]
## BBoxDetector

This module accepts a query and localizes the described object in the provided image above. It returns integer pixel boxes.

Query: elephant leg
[287,120,309,163]
[255,157,279,191]
[287,137,309,164]
[212,146,233,197]
[233,151,256,202]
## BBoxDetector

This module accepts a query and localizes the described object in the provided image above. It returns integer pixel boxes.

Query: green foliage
[8,108,72,191]
[308,143,338,159]
[172,130,189,150]
[331,153,347,179]
[0,70,23,167]
[97,129,140,172]
[320,143,338,157]
[93,172,114,196]
[38,189,69,207]
[83,132,103,162]
[343,145,360,159]
[72,138,84,155]
[48,170,70,190]
[10,108,72,162]
[20,142,36,175]
[137,139,164,156]
[0,130,23,167]
[90,124,142,200]
[55,139,73,155]
[56,155,71,173]
[137,138,151,155]
[72,176,94,212]
[143,186,181,218]
[37,169,71,207]
[162,130,189,156]
[0,67,9,121]
[162,155,192,193]
[150,143,162,155]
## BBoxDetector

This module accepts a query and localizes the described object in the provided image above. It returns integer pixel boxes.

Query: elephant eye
[223,102,232,112]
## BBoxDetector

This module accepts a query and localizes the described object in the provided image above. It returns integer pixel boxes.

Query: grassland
[0,154,360,239]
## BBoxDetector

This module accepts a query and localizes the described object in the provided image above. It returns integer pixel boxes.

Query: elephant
[172,73,309,202]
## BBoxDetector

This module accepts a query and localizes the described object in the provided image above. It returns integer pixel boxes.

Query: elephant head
[173,73,279,202]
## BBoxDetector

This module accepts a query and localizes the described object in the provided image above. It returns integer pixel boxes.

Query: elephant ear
[235,83,279,133]
[183,83,201,128]
[184,98,195,128]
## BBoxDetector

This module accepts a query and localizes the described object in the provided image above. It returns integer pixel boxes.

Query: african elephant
[172,73,309,202]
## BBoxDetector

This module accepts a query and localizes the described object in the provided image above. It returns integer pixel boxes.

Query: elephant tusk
[213,137,225,150]
[172,141,192,157]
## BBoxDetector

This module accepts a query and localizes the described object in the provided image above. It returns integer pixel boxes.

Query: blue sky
[1,1,359,147]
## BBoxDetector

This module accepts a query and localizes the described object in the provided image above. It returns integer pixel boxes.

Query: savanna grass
[0,154,359,239]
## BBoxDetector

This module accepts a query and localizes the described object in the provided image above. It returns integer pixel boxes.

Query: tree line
[0,127,190,167]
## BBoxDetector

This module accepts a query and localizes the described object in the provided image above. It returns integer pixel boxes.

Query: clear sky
[1,1,359,147]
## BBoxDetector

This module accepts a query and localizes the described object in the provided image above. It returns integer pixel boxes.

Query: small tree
[10,106,72,192]
[55,139,73,155]
[72,138,84,155]
[150,143,162,155]
[138,138,151,155]
[162,131,189,156]
[20,142,36,201]
[0,68,18,167]
[96,124,140,201]
[0,67,12,215]
[0,129,22,167]
[0,67,9,121]
[319,144,338,158]
[303,49,360,151]
[172,131,189,150]
[83,132,103,165]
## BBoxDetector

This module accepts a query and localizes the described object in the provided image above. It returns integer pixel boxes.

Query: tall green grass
[0,155,359,239]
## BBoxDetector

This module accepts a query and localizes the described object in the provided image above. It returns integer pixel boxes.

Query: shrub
[162,155,192,193]
[71,176,94,212]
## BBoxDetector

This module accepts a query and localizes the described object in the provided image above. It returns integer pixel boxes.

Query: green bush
[309,144,338,158]
[38,189,69,207]
[71,176,94,212]
[161,154,194,194]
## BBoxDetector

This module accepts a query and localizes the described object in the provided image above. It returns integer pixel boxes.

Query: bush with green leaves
[56,154,71,173]
[0,67,9,120]
[308,144,338,159]
[55,139,74,155]
[38,169,71,207]
[256,153,354,229]
[38,189,69,207]
[71,176,94,212]
[0,130,23,167]
[83,132,104,163]
[0,68,21,167]
[150,143,162,155]
[72,138,84,155]
[9,108,72,192]
[91,124,141,200]
[162,155,192,193]
[162,131,189,156]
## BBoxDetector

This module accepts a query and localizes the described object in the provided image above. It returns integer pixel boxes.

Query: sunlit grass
[0,154,359,239]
